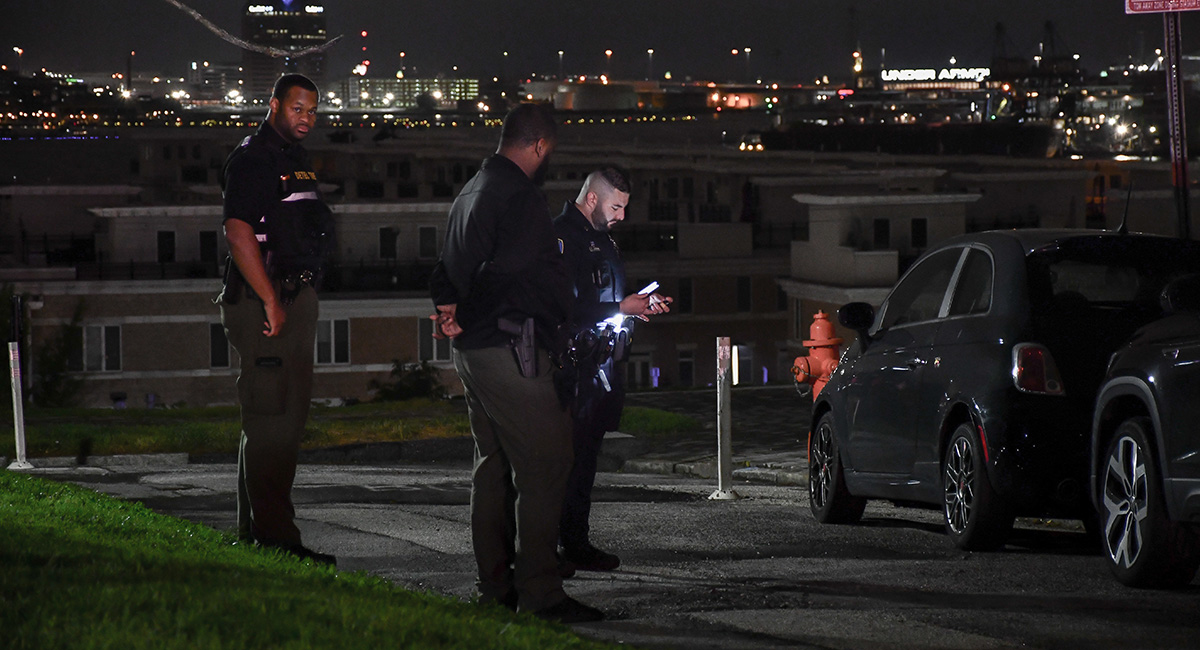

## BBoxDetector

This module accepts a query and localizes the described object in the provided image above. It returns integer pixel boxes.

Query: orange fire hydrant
[791,310,843,399]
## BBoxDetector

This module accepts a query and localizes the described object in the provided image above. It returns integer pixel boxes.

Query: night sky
[1,1,1194,84]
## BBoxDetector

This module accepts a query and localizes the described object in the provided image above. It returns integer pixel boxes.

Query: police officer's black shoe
[561,543,620,572]
[479,591,518,612]
[532,596,605,623]
[557,556,577,579]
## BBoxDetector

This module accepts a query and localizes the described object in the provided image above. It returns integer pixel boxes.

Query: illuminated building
[241,1,327,102]
[335,77,481,110]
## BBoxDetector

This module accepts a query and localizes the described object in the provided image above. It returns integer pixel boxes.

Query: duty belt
[277,269,316,305]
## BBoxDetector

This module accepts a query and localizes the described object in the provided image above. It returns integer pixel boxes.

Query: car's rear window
[1028,236,1200,313]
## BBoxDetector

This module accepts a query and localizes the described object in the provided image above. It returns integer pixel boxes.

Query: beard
[532,154,552,187]
[588,205,611,232]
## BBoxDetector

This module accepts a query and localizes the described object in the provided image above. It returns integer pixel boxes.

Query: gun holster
[220,256,244,305]
[498,317,537,378]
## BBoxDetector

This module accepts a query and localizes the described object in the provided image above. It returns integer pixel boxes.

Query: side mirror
[1161,274,1200,314]
[838,302,876,345]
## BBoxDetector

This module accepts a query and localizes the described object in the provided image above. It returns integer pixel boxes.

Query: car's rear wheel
[809,412,866,524]
[1099,416,1200,588]
[942,423,1013,551]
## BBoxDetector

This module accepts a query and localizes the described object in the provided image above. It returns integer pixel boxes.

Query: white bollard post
[8,341,32,471]
[8,294,32,471]
[710,337,739,500]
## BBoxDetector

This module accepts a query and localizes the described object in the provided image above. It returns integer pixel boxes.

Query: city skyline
[2,1,1194,87]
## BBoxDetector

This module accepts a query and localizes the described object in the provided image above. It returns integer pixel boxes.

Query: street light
[12,47,22,76]
[647,48,654,80]
[558,50,564,79]
[605,49,612,75]
[744,47,751,81]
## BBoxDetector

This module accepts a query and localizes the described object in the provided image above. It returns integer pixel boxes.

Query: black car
[1091,274,1200,588]
[808,229,1200,550]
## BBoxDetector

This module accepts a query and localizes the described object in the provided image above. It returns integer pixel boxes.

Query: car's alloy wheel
[942,423,1012,550]
[808,413,865,524]
[1099,416,1200,588]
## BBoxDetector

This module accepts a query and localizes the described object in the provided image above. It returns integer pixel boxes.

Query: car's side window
[879,248,964,330]
[948,249,994,316]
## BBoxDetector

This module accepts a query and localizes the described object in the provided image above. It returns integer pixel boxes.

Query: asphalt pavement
[10,384,1200,649]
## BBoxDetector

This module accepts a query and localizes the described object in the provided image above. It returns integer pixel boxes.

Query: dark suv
[1091,274,1200,588]
[808,230,1200,550]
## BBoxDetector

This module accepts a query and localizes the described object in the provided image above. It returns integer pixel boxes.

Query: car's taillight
[1012,343,1065,395]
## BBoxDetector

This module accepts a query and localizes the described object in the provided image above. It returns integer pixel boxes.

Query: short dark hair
[272,73,319,101]
[593,166,631,194]
[499,103,557,148]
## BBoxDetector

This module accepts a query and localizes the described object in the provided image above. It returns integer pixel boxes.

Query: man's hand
[647,293,673,316]
[432,303,462,339]
[619,293,673,321]
[224,219,285,337]
[263,297,287,337]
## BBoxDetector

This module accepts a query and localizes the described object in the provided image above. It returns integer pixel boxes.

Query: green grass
[619,406,701,437]
[1,399,471,458]
[0,471,617,650]
[2,399,698,459]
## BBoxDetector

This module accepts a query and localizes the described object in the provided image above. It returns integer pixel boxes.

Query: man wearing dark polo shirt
[429,103,603,623]
[218,73,335,565]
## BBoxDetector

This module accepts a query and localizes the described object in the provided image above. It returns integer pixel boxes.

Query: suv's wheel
[942,423,1013,550]
[809,412,866,524]
[1099,416,1200,588]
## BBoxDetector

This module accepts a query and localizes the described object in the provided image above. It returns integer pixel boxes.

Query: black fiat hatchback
[807,229,1200,550]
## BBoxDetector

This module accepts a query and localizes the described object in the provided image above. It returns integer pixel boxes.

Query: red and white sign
[1127,0,1200,13]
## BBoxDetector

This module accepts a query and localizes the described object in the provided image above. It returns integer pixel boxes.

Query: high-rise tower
[241,1,327,103]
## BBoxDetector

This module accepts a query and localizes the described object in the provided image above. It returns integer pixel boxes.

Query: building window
[777,285,788,312]
[379,227,398,260]
[157,231,176,263]
[357,181,385,199]
[795,213,810,242]
[418,318,451,362]
[199,231,219,263]
[315,319,350,365]
[737,276,752,312]
[210,323,230,368]
[418,225,438,260]
[911,218,928,249]
[69,325,121,372]
[626,353,651,389]
[873,218,890,250]
[676,277,693,313]
[678,349,694,387]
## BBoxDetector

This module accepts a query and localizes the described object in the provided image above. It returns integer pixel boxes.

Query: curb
[621,458,808,487]
[5,452,190,472]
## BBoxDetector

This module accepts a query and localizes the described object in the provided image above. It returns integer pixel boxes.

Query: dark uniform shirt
[430,154,571,350]
[554,200,628,429]
[553,201,626,334]
[222,121,332,279]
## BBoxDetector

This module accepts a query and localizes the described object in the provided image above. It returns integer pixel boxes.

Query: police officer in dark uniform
[429,103,604,623]
[217,73,335,565]
[554,166,671,572]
